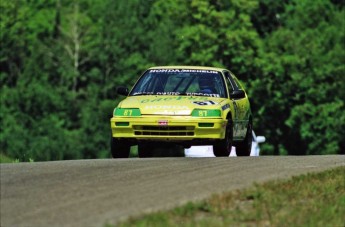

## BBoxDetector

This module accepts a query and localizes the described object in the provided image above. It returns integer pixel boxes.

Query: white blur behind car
[184,131,266,157]
[250,131,266,156]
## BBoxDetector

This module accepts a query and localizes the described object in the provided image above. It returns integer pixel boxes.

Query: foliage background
[1,0,344,161]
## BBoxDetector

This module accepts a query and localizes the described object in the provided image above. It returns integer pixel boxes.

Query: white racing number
[192,101,218,106]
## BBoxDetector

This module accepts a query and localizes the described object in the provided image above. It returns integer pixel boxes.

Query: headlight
[113,108,141,117]
[191,109,221,117]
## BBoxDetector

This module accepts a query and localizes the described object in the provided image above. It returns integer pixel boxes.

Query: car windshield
[130,69,227,98]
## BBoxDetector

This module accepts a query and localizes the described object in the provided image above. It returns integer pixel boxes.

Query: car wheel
[213,119,232,157]
[110,137,130,158]
[138,143,153,158]
[235,121,252,156]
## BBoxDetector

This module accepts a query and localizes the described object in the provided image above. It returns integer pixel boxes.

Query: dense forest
[1,0,344,161]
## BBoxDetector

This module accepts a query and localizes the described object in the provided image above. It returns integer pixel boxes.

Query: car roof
[148,66,226,72]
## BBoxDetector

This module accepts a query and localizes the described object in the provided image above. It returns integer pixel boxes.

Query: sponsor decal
[186,92,220,97]
[140,96,209,103]
[149,69,218,74]
[156,92,180,95]
[192,101,218,106]
[133,91,219,97]
[222,104,230,110]
[158,120,168,126]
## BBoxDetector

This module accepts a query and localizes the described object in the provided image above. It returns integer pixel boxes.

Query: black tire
[110,138,130,158]
[138,143,153,158]
[235,121,252,156]
[213,118,233,157]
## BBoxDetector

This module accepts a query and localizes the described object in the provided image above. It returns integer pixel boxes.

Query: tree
[250,0,345,155]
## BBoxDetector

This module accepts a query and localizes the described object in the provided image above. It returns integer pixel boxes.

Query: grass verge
[114,167,344,227]
[0,153,34,163]
[0,153,17,163]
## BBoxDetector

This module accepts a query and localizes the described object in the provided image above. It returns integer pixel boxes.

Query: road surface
[1,155,343,227]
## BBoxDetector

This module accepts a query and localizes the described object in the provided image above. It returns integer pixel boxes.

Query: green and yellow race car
[110,66,252,158]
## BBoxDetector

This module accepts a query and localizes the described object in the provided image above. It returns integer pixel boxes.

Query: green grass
[0,153,34,163]
[0,153,18,163]
[114,167,345,227]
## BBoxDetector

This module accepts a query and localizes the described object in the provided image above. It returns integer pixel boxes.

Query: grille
[133,126,194,136]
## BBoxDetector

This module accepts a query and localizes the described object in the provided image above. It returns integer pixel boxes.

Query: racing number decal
[198,110,208,117]
[123,110,132,116]
[192,101,218,106]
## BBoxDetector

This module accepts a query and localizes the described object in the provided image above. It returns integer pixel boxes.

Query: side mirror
[117,86,129,96]
[230,90,245,99]
[256,136,266,143]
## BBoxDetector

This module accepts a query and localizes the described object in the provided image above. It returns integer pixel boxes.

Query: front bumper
[110,116,227,142]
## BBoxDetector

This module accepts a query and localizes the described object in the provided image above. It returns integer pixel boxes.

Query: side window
[228,73,240,90]
[231,74,244,90]
[223,71,236,95]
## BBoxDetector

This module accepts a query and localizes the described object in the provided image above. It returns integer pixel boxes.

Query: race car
[110,66,252,158]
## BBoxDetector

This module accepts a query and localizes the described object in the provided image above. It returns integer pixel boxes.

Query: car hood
[118,95,226,115]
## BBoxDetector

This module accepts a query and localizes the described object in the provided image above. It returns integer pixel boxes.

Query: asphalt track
[1,155,344,227]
